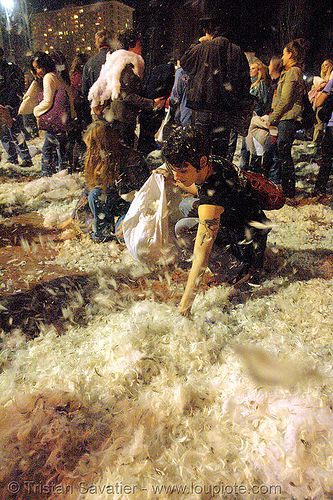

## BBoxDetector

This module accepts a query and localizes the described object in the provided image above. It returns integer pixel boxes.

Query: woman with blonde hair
[83,120,149,242]
[309,59,333,152]
[250,59,269,116]
[240,59,269,169]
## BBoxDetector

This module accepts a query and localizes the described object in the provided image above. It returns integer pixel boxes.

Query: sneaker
[20,159,33,168]
[247,269,265,287]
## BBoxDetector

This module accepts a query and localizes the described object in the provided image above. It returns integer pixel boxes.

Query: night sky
[28,0,333,71]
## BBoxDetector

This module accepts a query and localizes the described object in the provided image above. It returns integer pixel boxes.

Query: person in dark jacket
[0,47,33,167]
[88,28,165,147]
[82,28,112,119]
[137,60,175,155]
[180,16,252,158]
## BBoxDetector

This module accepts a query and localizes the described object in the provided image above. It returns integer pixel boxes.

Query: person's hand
[154,166,174,185]
[93,103,104,117]
[178,303,191,317]
[178,295,193,317]
[153,97,166,110]
[199,34,213,42]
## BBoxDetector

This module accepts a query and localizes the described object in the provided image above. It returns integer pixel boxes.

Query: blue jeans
[1,115,32,164]
[88,187,130,242]
[41,131,68,176]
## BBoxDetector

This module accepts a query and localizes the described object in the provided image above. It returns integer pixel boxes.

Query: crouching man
[161,127,271,316]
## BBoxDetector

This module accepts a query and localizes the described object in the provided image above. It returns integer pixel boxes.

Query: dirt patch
[0,212,81,296]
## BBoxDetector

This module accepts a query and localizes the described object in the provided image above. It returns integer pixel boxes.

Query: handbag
[317,92,333,123]
[37,89,71,134]
[155,106,174,146]
[122,172,177,264]
[242,170,286,210]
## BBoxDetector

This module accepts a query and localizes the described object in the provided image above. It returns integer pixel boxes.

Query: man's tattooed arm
[178,205,224,316]
[198,217,220,246]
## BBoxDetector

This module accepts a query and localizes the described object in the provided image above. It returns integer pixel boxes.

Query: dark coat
[180,36,251,112]
[0,60,25,112]
[82,48,109,100]
[109,63,154,126]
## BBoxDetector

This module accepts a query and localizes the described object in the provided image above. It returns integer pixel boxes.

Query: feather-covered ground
[1,134,333,500]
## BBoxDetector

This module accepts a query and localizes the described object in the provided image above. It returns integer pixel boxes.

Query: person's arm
[18,80,41,115]
[33,73,56,117]
[315,91,328,108]
[178,203,223,316]
[315,78,333,107]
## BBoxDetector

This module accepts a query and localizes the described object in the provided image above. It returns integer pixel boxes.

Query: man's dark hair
[199,16,222,37]
[0,47,4,58]
[162,126,210,171]
[117,28,141,51]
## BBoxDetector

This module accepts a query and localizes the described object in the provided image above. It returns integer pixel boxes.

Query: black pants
[192,110,231,158]
[314,125,333,195]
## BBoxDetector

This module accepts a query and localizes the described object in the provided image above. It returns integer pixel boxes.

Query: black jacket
[0,60,25,112]
[82,48,109,100]
[180,36,250,112]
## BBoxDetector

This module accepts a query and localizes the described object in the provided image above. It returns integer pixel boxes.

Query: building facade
[30,1,134,66]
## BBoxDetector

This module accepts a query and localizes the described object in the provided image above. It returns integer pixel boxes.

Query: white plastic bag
[122,172,176,264]
[155,106,172,146]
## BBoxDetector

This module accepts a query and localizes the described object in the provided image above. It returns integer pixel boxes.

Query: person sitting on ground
[161,126,271,316]
[83,120,150,243]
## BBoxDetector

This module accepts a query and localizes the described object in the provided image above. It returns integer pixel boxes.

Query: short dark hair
[162,126,210,171]
[117,28,141,51]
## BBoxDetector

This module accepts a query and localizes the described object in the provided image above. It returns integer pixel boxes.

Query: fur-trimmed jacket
[88,49,154,125]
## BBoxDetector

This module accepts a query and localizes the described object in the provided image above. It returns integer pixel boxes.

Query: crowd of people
[1,20,333,315]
